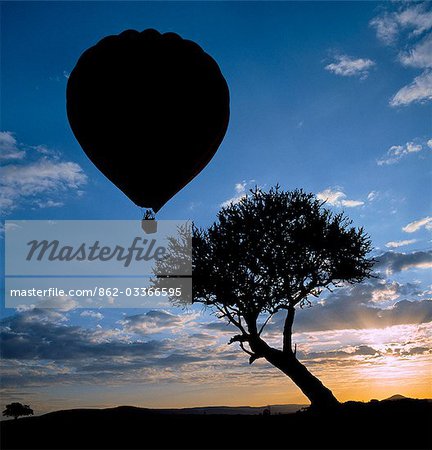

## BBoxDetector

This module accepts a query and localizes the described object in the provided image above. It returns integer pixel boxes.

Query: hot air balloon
[66,29,230,229]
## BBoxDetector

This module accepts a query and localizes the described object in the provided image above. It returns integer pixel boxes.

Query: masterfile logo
[26,236,167,267]
[5,220,191,276]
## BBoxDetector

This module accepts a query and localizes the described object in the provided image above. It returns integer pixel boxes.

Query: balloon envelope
[67,29,230,212]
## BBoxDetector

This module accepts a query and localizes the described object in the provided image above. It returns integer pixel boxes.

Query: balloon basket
[141,209,157,234]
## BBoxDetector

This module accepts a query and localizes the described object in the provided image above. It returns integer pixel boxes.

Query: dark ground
[1,399,431,449]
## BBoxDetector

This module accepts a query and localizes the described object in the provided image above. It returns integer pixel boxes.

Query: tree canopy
[2,403,34,420]
[193,186,373,325]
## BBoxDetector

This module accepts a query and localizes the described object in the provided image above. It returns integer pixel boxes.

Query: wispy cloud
[35,199,65,209]
[377,138,430,165]
[402,216,432,233]
[385,239,417,249]
[220,180,256,208]
[390,70,432,107]
[325,55,375,79]
[316,188,364,208]
[370,13,400,45]
[0,131,26,161]
[80,310,104,320]
[118,310,198,335]
[371,3,432,107]
[399,33,432,68]
[295,298,432,332]
[0,160,87,215]
[367,191,379,202]
[396,3,432,36]
[35,296,79,311]
[374,250,432,274]
[370,3,432,45]
[0,132,87,215]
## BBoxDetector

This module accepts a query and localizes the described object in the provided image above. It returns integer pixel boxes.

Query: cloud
[370,4,432,44]
[118,310,197,335]
[220,180,256,208]
[402,216,432,233]
[325,55,375,79]
[401,345,431,356]
[396,4,432,37]
[80,310,104,320]
[32,144,58,156]
[367,191,379,202]
[295,323,432,369]
[370,281,403,304]
[1,291,431,396]
[399,33,432,68]
[189,332,217,341]
[316,188,364,208]
[0,308,238,391]
[370,4,432,107]
[396,4,432,35]
[374,251,432,274]
[35,296,79,311]
[200,321,238,333]
[35,199,64,208]
[294,294,432,333]
[385,239,417,249]
[265,294,432,333]
[298,345,380,361]
[0,134,87,215]
[370,13,400,45]
[390,70,432,107]
[377,138,430,165]
[0,161,86,192]
[0,309,164,361]
[0,132,26,161]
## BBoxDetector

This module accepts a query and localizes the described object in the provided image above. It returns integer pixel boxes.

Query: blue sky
[1,1,431,413]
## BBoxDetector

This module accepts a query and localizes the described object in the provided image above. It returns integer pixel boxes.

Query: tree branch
[228,334,263,364]
[258,313,274,335]
[283,303,295,354]
[228,334,249,345]
[213,303,247,335]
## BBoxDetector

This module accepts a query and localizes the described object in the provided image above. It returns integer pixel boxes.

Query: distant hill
[6,403,307,419]
[384,394,409,401]
[135,403,307,415]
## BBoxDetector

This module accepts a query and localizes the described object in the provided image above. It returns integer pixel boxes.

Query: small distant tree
[190,187,373,410]
[2,403,34,420]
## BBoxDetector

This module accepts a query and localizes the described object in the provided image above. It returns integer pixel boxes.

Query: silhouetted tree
[154,186,373,409]
[192,187,373,409]
[2,403,34,420]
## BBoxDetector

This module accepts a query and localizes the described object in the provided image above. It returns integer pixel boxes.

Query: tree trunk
[248,305,339,410]
[266,350,339,410]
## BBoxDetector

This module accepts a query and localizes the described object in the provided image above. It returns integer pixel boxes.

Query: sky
[0,1,431,415]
